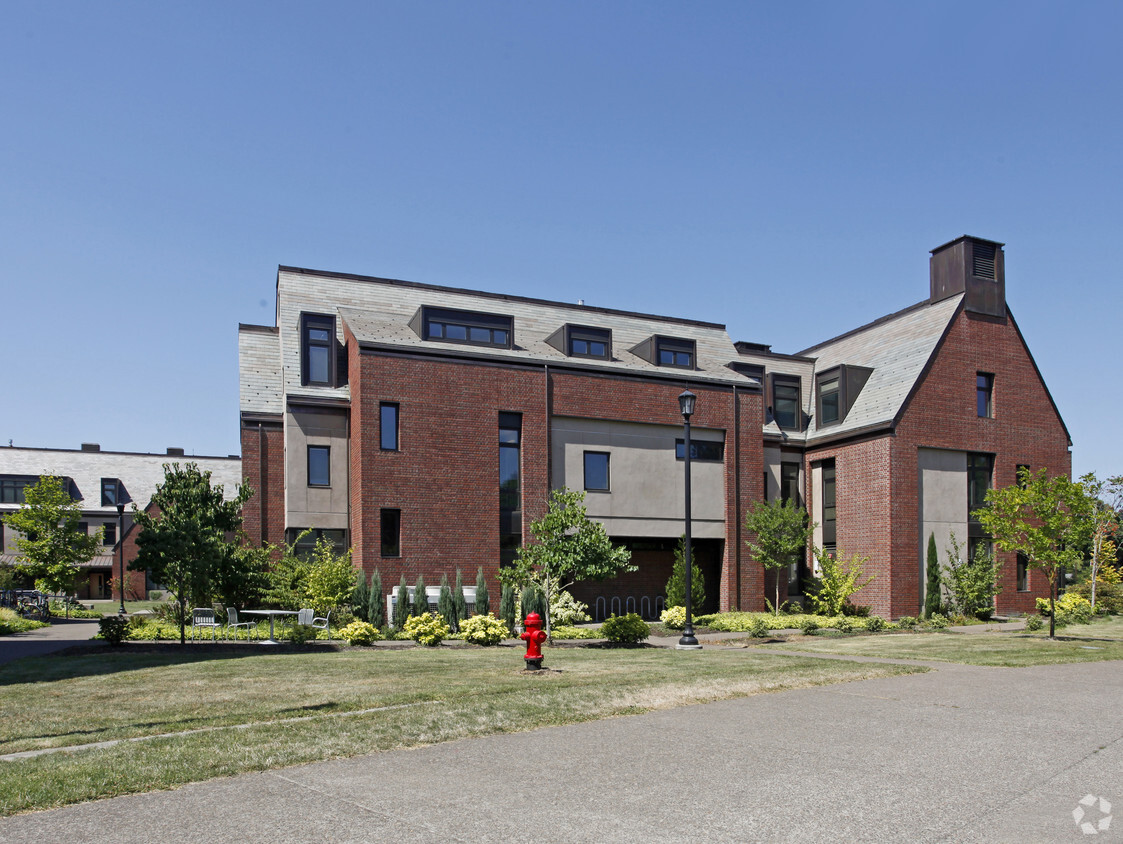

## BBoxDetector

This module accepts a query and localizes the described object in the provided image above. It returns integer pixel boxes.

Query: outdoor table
[241,609,298,644]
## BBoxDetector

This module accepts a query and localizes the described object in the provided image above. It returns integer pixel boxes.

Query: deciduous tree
[1079,472,1123,611]
[744,499,815,614]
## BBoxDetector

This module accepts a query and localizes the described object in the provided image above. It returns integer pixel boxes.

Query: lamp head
[678,390,696,419]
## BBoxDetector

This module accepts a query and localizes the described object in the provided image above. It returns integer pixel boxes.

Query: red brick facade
[240,420,285,549]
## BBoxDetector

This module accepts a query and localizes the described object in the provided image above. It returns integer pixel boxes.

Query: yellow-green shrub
[459,613,508,645]
[660,605,686,630]
[404,612,449,646]
[339,620,383,645]
[549,625,599,639]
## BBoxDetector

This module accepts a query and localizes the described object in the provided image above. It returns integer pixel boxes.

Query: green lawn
[0,645,921,815]
[756,616,1123,667]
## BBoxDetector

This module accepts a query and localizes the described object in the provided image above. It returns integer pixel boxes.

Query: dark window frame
[821,460,837,550]
[566,325,612,360]
[1016,553,1029,592]
[380,508,401,557]
[675,439,725,461]
[771,374,802,431]
[103,522,117,547]
[422,306,513,350]
[780,462,801,507]
[100,478,119,507]
[654,336,696,369]
[0,475,37,505]
[307,445,331,487]
[380,402,400,451]
[977,372,994,418]
[583,451,611,492]
[301,313,336,387]
[285,528,348,560]
[817,371,841,427]
[499,412,522,513]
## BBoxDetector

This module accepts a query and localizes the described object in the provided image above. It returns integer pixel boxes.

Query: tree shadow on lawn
[0,642,343,686]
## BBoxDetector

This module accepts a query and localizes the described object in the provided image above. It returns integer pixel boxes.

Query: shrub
[499,583,517,634]
[411,576,428,617]
[454,569,468,628]
[404,612,450,646]
[519,585,547,622]
[805,548,875,616]
[0,607,47,635]
[925,532,942,619]
[437,575,456,631]
[798,616,819,635]
[746,616,770,638]
[841,603,871,618]
[550,590,591,626]
[1054,593,1093,626]
[1069,580,1123,615]
[601,613,650,644]
[148,590,163,602]
[865,615,886,633]
[474,567,490,617]
[289,623,319,645]
[896,615,917,630]
[368,569,385,628]
[942,535,1000,621]
[353,569,370,619]
[1024,613,1044,632]
[550,624,600,639]
[459,613,508,646]
[927,613,949,630]
[835,616,855,634]
[665,534,705,612]
[660,605,687,630]
[393,575,411,630]
[98,616,131,646]
[339,620,383,645]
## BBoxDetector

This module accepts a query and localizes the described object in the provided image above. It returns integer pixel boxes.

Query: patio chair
[191,608,220,641]
[298,608,331,637]
[226,607,256,641]
[311,610,331,636]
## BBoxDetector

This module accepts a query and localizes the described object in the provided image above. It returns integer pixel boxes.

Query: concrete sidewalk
[0,617,101,666]
[1,652,1119,843]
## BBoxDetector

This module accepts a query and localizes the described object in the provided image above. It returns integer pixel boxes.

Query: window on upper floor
[285,528,348,560]
[780,462,801,507]
[0,476,36,504]
[977,372,994,418]
[771,375,801,431]
[567,326,611,360]
[307,445,330,487]
[422,306,513,349]
[380,509,401,557]
[818,375,841,426]
[301,313,336,387]
[101,478,120,507]
[675,439,724,461]
[583,451,610,491]
[655,337,695,369]
[103,522,116,547]
[499,413,521,512]
[380,403,399,451]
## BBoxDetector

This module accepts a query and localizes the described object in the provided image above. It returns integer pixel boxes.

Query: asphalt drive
[1,651,1120,843]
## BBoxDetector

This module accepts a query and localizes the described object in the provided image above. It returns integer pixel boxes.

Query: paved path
[1,649,1119,843]
[0,618,100,666]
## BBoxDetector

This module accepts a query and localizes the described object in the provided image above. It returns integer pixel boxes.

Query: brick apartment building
[238,235,1071,619]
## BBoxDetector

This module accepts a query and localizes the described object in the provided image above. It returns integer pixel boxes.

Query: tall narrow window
[380,403,399,451]
[821,461,836,554]
[583,451,610,491]
[101,478,119,507]
[977,372,994,418]
[301,314,335,387]
[307,445,330,487]
[380,509,401,557]
[818,376,840,426]
[968,452,993,555]
[104,523,117,547]
[1016,553,1029,592]
[772,378,800,431]
[499,413,522,567]
[780,463,801,507]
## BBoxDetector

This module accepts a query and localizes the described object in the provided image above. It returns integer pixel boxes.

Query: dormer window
[419,306,513,349]
[655,337,695,369]
[815,364,873,428]
[818,376,840,426]
[301,313,336,387]
[567,326,611,360]
[101,478,120,507]
[771,375,801,431]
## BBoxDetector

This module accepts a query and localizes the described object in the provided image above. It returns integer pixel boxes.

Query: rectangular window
[286,528,348,560]
[772,376,801,431]
[967,453,993,514]
[100,478,119,507]
[307,445,330,487]
[567,326,611,360]
[977,372,994,418]
[655,337,695,369]
[301,313,335,387]
[675,439,724,461]
[780,463,801,506]
[583,451,610,491]
[423,307,513,349]
[821,461,836,551]
[380,403,399,451]
[499,413,521,512]
[818,376,840,426]
[1017,553,1029,592]
[380,509,401,557]
[104,523,116,547]
[0,476,35,504]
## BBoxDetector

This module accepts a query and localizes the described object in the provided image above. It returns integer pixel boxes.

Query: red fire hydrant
[520,612,547,670]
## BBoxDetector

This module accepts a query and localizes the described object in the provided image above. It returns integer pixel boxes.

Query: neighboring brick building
[238,235,1071,618]
[0,444,242,600]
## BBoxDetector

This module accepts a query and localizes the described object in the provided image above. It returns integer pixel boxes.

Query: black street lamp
[116,502,126,615]
[677,390,701,650]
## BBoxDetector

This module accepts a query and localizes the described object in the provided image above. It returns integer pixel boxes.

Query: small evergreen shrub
[474,567,490,617]
[411,576,428,617]
[353,569,370,620]
[835,616,855,634]
[601,613,650,644]
[896,615,917,630]
[1024,613,1044,632]
[289,623,319,645]
[393,575,411,630]
[746,616,770,638]
[660,605,687,630]
[927,613,949,630]
[499,583,517,634]
[865,615,886,633]
[368,569,385,629]
[97,616,131,645]
[454,569,468,629]
[148,590,163,602]
[519,585,547,622]
[799,616,819,635]
[339,620,383,645]
[404,612,449,646]
[459,613,508,645]
[437,575,456,632]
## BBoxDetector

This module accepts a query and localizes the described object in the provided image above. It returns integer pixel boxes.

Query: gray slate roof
[238,325,283,415]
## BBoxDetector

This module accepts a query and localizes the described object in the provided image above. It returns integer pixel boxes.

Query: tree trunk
[1048,575,1057,639]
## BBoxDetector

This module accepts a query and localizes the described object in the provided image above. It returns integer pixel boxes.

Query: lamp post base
[676,626,702,650]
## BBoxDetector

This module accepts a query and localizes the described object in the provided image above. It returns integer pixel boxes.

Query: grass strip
[0,646,920,814]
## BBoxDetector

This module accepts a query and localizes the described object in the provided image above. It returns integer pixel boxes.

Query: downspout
[733,385,741,611]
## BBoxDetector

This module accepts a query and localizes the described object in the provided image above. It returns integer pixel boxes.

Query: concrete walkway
[1,645,1119,842]
[0,617,101,666]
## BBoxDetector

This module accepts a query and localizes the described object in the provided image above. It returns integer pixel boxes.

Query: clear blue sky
[3,1,1119,480]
